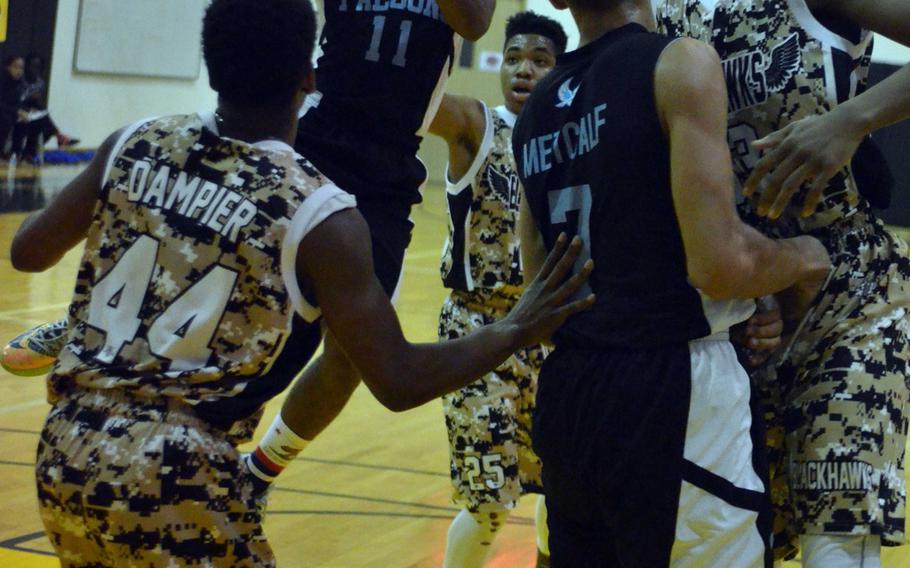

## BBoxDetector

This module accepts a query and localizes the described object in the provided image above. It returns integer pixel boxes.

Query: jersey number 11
[365,16,412,68]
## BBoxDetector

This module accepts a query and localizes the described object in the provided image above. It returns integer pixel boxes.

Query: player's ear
[301,67,316,95]
[292,68,316,113]
[549,0,569,9]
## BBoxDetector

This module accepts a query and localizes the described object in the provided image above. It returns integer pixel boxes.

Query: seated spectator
[12,54,78,162]
[0,56,26,159]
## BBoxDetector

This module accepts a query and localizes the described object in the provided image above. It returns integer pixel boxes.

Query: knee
[321,337,361,383]
[469,505,511,543]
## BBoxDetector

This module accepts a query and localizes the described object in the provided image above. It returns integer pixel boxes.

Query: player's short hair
[504,11,569,56]
[567,0,625,10]
[202,0,316,107]
[4,55,22,67]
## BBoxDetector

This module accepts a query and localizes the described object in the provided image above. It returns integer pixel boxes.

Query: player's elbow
[449,4,494,40]
[380,396,414,413]
[10,239,51,272]
[371,385,416,413]
[364,372,418,413]
[458,21,491,41]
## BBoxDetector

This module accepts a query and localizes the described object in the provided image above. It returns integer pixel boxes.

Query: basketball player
[427,12,567,567]
[657,2,910,565]
[2,0,498,498]
[9,0,593,564]
[512,0,833,566]
[244,0,504,497]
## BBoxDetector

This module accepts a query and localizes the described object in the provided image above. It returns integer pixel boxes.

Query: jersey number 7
[548,185,593,300]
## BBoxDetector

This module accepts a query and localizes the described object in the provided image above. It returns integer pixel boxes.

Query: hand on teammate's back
[743,111,865,219]
[505,234,595,348]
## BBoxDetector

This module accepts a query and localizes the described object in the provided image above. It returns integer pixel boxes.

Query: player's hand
[506,234,595,347]
[731,296,783,368]
[16,109,28,122]
[743,110,865,219]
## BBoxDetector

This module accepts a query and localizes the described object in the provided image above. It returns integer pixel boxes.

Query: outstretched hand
[743,111,864,219]
[506,234,595,347]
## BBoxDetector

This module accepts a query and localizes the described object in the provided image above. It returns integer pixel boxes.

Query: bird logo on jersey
[723,33,802,113]
[556,78,580,108]
[486,163,520,209]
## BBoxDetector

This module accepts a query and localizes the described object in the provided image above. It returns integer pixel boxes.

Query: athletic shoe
[56,134,80,148]
[1,319,68,376]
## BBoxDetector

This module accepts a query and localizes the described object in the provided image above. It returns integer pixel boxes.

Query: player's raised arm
[437,0,495,40]
[10,128,124,272]
[428,94,487,180]
[655,38,831,299]
[829,0,910,136]
[743,0,910,217]
[295,209,592,412]
[819,0,910,48]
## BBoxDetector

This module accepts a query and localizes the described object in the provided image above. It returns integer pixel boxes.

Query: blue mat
[41,150,96,164]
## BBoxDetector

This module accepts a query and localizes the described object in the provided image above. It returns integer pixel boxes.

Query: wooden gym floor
[0,163,908,567]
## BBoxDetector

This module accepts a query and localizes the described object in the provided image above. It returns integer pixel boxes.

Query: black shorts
[296,108,420,297]
[253,110,422,392]
[534,337,772,568]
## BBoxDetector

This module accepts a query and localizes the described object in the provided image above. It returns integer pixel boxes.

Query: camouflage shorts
[438,291,545,512]
[35,388,274,567]
[754,212,910,558]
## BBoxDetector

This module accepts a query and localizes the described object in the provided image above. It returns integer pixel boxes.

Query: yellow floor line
[0,548,56,567]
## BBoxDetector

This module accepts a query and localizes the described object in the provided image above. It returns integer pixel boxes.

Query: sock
[246,413,310,490]
[443,506,511,568]
[535,495,549,557]
[800,535,881,568]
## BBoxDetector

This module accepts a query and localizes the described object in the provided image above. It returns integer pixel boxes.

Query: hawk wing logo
[556,78,580,108]
[486,164,519,205]
[764,33,801,92]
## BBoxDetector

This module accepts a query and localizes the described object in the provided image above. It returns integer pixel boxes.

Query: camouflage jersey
[657,0,874,235]
[440,104,523,305]
[49,113,356,442]
[659,1,910,552]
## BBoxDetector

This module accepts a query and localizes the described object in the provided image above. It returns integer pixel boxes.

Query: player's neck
[214,101,298,146]
[572,2,655,48]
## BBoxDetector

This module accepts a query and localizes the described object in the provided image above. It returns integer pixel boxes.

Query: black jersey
[295,1,458,206]
[306,1,455,152]
[513,24,754,349]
